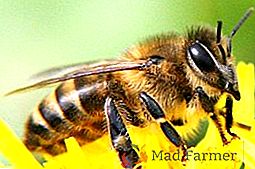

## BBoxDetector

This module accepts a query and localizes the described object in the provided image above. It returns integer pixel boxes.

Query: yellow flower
[0,62,254,169]
[0,119,43,169]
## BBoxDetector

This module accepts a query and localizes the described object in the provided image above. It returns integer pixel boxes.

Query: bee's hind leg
[104,97,140,169]
[139,92,188,164]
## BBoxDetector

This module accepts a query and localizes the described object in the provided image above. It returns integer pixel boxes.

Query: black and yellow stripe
[24,75,110,155]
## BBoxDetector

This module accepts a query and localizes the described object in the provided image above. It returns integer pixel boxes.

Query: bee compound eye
[188,42,216,72]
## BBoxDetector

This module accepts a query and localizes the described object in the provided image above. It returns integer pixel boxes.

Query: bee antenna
[216,20,223,44]
[227,7,254,55]
[216,20,227,63]
[229,7,254,38]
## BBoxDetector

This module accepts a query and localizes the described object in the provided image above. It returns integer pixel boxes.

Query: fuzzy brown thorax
[116,25,240,125]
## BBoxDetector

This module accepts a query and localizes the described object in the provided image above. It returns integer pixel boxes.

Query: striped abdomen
[24,75,109,155]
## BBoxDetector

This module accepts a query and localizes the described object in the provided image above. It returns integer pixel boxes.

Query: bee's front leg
[139,92,188,164]
[194,87,231,145]
[225,96,240,139]
[104,97,140,169]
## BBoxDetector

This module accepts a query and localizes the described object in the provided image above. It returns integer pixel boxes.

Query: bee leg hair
[194,86,230,145]
[104,97,140,169]
[139,92,188,164]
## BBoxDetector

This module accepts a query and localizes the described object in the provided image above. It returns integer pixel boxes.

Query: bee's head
[186,8,253,101]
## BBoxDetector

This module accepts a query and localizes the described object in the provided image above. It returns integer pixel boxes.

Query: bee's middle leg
[104,97,140,169]
[139,92,187,163]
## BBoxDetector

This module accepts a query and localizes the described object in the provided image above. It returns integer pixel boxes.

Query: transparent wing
[5,59,150,96]
[29,61,94,81]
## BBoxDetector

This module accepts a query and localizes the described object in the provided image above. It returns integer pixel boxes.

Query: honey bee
[6,8,253,168]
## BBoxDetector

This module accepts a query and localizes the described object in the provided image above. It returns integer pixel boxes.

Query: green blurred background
[0,0,254,140]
